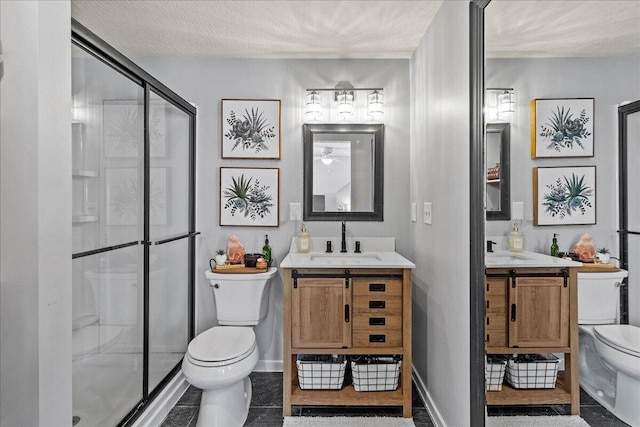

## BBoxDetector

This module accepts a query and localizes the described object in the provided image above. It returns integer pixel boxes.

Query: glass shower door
[620,101,640,326]
[147,90,192,390]
[71,43,144,426]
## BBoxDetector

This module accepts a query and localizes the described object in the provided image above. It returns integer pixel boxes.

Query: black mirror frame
[486,122,511,220]
[303,123,384,221]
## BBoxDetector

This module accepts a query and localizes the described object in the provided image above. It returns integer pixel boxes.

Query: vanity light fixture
[305,91,322,122]
[367,90,384,122]
[304,81,384,122]
[486,88,515,122]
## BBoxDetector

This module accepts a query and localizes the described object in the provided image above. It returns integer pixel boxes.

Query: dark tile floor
[161,372,434,427]
[162,372,628,426]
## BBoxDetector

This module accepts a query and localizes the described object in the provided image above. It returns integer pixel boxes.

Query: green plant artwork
[223,174,274,220]
[539,106,591,152]
[543,173,593,219]
[224,107,276,153]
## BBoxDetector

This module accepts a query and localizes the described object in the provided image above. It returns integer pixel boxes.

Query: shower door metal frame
[618,99,640,324]
[72,18,197,426]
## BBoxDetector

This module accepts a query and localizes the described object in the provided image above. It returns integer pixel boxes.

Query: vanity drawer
[353,278,402,297]
[485,294,506,313]
[353,314,402,331]
[486,278,507,296]
[485,331,507,347]
[486,312,506,330]
[353,330,402,347]
[352,296,402,316]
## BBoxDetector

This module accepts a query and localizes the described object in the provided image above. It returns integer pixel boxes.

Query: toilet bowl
[578,270,640,426]
[181,267,276,427]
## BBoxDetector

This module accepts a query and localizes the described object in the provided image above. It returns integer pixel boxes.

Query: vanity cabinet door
[485,278,508,348]
[292,277,352,348]
[509,276,569,348]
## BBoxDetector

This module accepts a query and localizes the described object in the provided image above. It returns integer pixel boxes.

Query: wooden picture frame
[533,166,596,226]
[219,167,279,227]
[221,99,281,159]
[531,98,594,158]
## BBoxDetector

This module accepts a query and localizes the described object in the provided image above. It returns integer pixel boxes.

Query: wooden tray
[578,263,620,272]
[212,265,269,274]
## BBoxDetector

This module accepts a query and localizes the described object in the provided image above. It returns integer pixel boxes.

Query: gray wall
[410,2,471,426]
[486,57,640,257]
[0,1,72,425]
[135,57,411,369]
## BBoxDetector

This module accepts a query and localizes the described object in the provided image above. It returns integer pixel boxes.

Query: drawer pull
[369,334,386,343]
[369,317,386,326]
[511,304,517,322]
[369,283,386,292]
[369,300,386,309]
[345,304,350,322]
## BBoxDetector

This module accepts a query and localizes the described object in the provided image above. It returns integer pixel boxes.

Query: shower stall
[71,20,196,426]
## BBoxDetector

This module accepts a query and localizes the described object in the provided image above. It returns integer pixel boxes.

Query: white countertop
[280,237,415,269]
[485,250,583,268]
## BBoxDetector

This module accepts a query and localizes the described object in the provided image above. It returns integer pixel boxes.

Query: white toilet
[182,267,277,427]
[578,269,640,426]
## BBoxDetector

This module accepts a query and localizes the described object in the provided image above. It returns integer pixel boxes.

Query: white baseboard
[255,359,283,372]
[412,364,446,427]
[132,371,190,427]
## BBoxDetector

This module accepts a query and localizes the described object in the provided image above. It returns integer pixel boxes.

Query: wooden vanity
[281,243,414,417]
[485,253,582,415]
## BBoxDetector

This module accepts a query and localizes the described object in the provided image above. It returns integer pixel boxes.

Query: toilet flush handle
[208,283,220,289]
[615,281,626,288]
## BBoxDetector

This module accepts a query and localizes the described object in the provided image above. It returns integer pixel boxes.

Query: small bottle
[550,233,559,257]
[297,224,311,253]
[508,223,524,253]
[262,234,272,265]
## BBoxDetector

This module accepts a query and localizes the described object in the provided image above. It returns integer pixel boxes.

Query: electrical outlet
[424,202,432,225]
[289,202,301,221]
[411,203,417,222]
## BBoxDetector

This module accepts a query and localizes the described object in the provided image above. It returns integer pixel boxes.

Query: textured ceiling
[71,1,442,58]
[71,0,640,59]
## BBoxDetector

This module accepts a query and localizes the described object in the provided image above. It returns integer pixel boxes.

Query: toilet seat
[594,325,640,358]
[187,326,256,367]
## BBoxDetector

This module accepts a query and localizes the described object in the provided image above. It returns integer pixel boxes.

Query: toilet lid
[187,327,256,365]
[594,325,640,357]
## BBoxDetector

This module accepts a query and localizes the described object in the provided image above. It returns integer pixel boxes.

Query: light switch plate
[411,203,417,222]
[424,202,432,225]
[289,202,301,221]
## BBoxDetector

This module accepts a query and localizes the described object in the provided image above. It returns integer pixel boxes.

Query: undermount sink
[309,253,381,264]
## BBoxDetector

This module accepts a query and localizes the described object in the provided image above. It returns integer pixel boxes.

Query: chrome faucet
[341,221,347,253]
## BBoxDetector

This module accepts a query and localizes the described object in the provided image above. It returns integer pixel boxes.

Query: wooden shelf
[486,179,501,184]
[487,375,571,406]
[486,347,571,354]
[292,347,404,355]
[291,385,403,406]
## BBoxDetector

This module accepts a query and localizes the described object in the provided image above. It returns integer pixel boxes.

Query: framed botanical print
[220,167,279,226]
[533,166,596,226]
[221,99,281,159]
[531,98,594,158]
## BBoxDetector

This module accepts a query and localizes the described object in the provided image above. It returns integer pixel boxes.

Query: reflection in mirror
[303,123,383,221]
[486,123,510,220]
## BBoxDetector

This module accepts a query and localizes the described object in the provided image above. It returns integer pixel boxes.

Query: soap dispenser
[508,223,524,253]
[297,224,311,253]
[550,233,559,257]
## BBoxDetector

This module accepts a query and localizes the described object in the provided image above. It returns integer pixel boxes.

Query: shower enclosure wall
[71,20,196,427]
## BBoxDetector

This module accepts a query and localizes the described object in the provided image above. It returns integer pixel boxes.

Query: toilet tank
[578,270,628,324]
[205,267,277,325]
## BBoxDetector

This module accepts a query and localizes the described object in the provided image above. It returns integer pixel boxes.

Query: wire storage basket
[505,354,559,389]
[485,355,507,391]
[296,355,347,390]
[350,355,402,392]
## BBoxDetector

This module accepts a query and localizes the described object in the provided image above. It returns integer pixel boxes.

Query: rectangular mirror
[303,123,384,221]
[486,122,510,220]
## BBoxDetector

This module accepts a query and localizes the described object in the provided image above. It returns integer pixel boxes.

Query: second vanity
[485,250,582,414]
[280,237,415,417]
